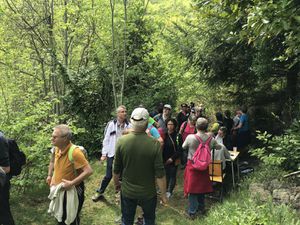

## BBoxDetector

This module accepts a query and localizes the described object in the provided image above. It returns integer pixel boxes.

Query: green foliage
[64,66,113,156]
[251,120,300,171]
[203,194,298,225]
[0,0,299,189]
[203,165,298,225]
[1,97,59,189]
[243,164,286,186]
[177,0,300,128]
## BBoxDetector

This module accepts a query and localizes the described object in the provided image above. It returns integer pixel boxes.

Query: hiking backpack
[68,145,88,163]
[192,135,212,171]
[68,145,88,176]
[7,139,26,177]
[103,118,130,137]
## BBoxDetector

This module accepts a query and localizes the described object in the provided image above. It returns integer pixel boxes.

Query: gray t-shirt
[182,132,221,160]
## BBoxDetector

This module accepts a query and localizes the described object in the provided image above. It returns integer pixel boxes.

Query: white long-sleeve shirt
[102,119,131,157]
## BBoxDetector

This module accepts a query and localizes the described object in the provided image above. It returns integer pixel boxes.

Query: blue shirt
[239,114,249,132]
[147,124,161,139]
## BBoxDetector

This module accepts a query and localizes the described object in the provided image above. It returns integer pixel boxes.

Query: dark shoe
[198,208,207,216]
[187,213,196,220]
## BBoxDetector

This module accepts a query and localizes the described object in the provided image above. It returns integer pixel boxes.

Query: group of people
[0,102,250,225]
[88,103,250,224]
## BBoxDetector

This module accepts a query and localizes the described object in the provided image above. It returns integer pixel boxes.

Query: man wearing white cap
[154,104,172,134]
[113,107,167,225]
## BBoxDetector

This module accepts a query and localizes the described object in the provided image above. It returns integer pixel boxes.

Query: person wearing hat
[176,103,189,132]
[113,107,167,225]
[154,104,172,135]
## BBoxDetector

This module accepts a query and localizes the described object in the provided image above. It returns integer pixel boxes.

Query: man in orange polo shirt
[50,124,93,225]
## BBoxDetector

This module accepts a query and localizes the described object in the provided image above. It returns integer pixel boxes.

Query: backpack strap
[68,144,77,163]
[103,119,117,137]
[153,113,162,122]
[124,119,129,126]
[183,121,188,132]
[68,144,79,176]
[194,134,212,145]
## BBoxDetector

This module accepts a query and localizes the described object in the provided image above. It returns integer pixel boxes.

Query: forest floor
[10,159,300,225]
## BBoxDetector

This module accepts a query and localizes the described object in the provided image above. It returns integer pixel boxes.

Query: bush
[250,119,300,171]
[203,193,299,225]
[2,98,87,189]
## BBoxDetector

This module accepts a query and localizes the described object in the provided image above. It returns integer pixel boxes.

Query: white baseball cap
[163,104,172,110]
[131,108,149,121]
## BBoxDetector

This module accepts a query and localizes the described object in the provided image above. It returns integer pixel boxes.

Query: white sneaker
[166,192,171,199]
[92,192,103,202]
[115,216,122,224]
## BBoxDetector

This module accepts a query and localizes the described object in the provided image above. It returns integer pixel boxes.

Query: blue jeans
[97,157,114,193]
[121,194,157,225]
[188,194,205,215]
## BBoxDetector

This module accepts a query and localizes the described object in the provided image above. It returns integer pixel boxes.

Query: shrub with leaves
[251,120,300,171]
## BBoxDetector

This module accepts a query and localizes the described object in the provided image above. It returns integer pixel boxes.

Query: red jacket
[184,160,213,197]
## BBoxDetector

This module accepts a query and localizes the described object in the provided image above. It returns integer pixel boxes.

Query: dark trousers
[237,130,251,149]
[97,157,114,193]
[181,149,188,167]
[0,179,15,225]
[165,165,177,194]
[58,182,85,225]
[121,194,157,225]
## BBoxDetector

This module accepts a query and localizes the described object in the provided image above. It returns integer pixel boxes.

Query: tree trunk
[47,0,60,115]
[110,0,117,109]
[285,63,299,122]
[120,0,127,105]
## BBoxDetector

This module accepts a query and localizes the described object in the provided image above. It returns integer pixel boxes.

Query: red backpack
[192,135,212,171]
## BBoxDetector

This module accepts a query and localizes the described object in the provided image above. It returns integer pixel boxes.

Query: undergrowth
[10,160,299,225]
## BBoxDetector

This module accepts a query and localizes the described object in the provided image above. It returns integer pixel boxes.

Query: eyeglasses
[51,134,67,139]
[167,123,174,126]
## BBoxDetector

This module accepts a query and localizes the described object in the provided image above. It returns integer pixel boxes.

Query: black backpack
[7,139,26,177]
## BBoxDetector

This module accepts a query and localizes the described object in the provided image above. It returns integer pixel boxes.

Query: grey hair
[196,117,208,131]
[116,105,126,113]
[188,114,197,122]
[54,124,72,140]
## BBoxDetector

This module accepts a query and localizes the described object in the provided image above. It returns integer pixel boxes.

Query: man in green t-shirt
[113,107,167,225]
